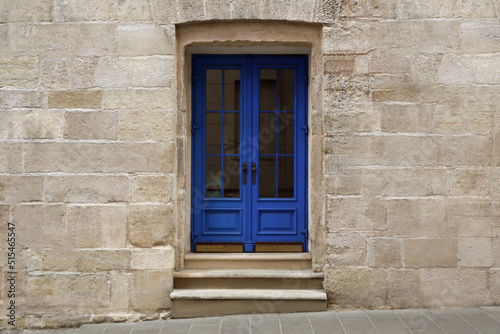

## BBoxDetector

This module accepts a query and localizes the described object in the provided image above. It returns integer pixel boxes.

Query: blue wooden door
[191,55,308,252]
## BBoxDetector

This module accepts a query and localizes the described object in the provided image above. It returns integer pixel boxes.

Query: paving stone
[424,310,477,334]
[364,310,411,334]
[337,311,377,334]
[454,309,500,333]
[192,317,222,327]
[160,319,192,332]
[188,325,220,334]
[479,306,500,322]
[102,323,135,334]
[394,309,445,334]
[75,323,108,334]
[221,315,251,328]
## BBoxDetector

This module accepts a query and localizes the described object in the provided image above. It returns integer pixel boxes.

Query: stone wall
[1,0,500,329]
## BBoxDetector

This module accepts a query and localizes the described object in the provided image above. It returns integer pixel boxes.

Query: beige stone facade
[1,0,500,329]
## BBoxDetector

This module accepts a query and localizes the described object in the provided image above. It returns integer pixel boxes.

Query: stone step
[183,252,313,270]
[170,289,327,318]
[173,269,324,289]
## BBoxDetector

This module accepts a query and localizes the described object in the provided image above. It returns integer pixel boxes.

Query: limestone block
[456,217,495,238]
[371,74,409,90]
[116,25,173,56]
[288,0,316,22]
[413,54,441,85]
[131,270,173,312]
[448,169,490,197]
[369,52,411,74]
[149,0,179,25]
[323,22,378,54]
[458,238,493,268]
[314,0,343,23]
[0,57,38,87]
[437,55,474,85]
[381,104,433,133]
[404,239,457,268]
[64,111,118,140]
[52,0,152,22]
[438,136,493,167]
[24,142,172,173]
[367,238,403,268]
[40,57,72,90]
[110,271,130,312]
[73,24,116,57]
[461,23,500,54]
[325,111,379,134]
[375,136,439,167]
[324,74,371,112]
[119,110,175,141]
[130,175,174,203]
[492,169,500,200]
[0,176,43,203]
[386,198,452,238]
[325,268,387,308]
[131,247,175,270]
[46,175,128,203]
[26,273,109,312]
[387,270,421,308]
[103,89,175,110]
[42,249,131,272]
[177,0,205,22]
[66,205,127,248]
[372,87,420,103]
[490,269,500,303]
[0,90,44,108]
[15,204,65,251]
[72,57,98,89]
[475,55,500,85]
[419,268,489,308]
[0,110,63,139]
[94,57,173,88]
[364,169,446,197]
[0,0,52,22]
[325,232,366,266]
[0,143,22,173]
[324,170,362,195]
[260,0,289,20]
[128,204,174,248]
[447,198,495,219]
[341,0,397,19]
[48,90,102,109]
[326,196,385,230]
[434,101,493,135]
[231,0,261,20]
[8,23,76,55]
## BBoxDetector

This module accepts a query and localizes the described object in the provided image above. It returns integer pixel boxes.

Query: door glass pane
[206,69,222,111]
[223,157,240,198]
[205,156,222,198]
[206,113,222,154]
[278,156,294,198]
[224,113,240,154]
[278,69,294,111]
[260,69,276,111]
[224,70,240,111]
[278,112,294,154]
[259,113,276,155]
[260,156,276,198]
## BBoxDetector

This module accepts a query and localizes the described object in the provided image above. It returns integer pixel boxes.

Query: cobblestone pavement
[11,307,500,334]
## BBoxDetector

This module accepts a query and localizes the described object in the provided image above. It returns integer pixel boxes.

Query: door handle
[242,162,247,185]
[252,162,257,185]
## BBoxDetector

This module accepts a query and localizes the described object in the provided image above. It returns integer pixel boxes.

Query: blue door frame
[191,55,308,252]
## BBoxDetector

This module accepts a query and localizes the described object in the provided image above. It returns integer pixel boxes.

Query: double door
[191,55,308,252]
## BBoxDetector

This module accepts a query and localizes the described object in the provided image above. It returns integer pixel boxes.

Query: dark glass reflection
[223,157,240,198]
[259,156,276,198]
[224,70,240,111]
[206,69,222,111]
[259,113,276,155]
[206,113,222,154]
[205,156,222,198]
[278,112,294,154]
[278,156,294,198]
[260,69,276,111]
[278,69,294,111]
[224,113,240,154]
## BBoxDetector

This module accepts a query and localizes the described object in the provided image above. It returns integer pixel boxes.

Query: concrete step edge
[170,289,327,300]
[174,269,324,278]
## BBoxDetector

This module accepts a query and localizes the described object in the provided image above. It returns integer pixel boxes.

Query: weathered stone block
[448,169,490,196]
[48,90,102,109]
[110,271,130,312]
[326,196,385,230]
[288,0,316,21]
[367,238,403,268]
[45,175,128,203]
[404,239,457,268]
[475,55,500,85]
[386,199,451,237]
[149,0,178,24]
[0,57,38,87]
[26,273,109,312]
[381,104,433,133]
[324,170,362,195]
[94,57,173,88]
[363,168,446,197]
[131,247,174,270]
[434,101,494,135]
[438,136,493,167]
[456,217,495,237]
[323,55,355,74]
[372,87,420,103]
[0,176,43,203]
[103,89,175,110]
[0,90,44,108]
[40,57,72,89]
[387,270,421,308]
[116,25,173,56]
[42,249,131,272]
[52,0,151,22]
[375,136,439,166]
[490,269,500,303]
[461,23,500,54]
[419,268,489,307]
[24,142,172,173]
[120,110,175,141]
[0,143,22,173]
[128,205,174,248]
[15,204,65,251]
[325,111,379,134]
[325,232,366,266]
[314,0,343,23]
[66,205,127,248]
[231,0,261,19]
[324,73,371,112]
[72,57,98,89]
[131,270,172,312]
[446,198,495,218]
[323,22,378,54]
[369,52,411,74]
[8,23,76,55]
[341,0,397,19]
[64,111,118,140]
[0,0,52,22]
[130,175,174,203]
[177,0,205,22]
[437,55,475,85]
[325,268,387,308]
[458,238,493,267]
[0,110,63,139]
